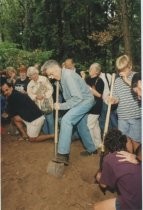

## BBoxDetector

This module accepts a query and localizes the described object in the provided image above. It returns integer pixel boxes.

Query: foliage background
[0,0,141,72]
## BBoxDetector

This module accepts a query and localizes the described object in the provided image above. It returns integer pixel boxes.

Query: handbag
[41,98,53,114]
[35,80,54,114]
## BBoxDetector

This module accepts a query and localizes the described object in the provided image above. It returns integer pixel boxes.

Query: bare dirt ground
[1,126,115,210]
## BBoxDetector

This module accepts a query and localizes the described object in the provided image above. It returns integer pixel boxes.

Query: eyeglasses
[48,74,54,79]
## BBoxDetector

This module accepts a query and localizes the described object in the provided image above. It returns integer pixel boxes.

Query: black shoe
[80,150,98,156]
[53,153,69,166]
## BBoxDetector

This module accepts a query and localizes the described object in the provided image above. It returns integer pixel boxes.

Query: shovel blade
[47,160,65,177]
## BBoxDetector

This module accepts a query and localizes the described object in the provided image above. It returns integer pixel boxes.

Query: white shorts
[23,115,45,138]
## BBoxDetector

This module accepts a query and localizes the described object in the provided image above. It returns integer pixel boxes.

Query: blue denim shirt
[60,69,94,110]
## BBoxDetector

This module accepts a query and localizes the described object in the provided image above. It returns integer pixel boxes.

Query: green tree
[0,0,141,71]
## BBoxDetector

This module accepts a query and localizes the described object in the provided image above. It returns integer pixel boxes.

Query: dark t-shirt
[14,77,30,92]
[7,90,43,122]
[100,152,142,210]
[85,76,104,114]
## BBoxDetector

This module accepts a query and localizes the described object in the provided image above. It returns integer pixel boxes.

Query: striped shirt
[113,72,141,119]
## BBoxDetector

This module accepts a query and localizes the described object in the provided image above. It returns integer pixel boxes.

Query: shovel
[100,73,116,169]
[95,73,116,193]
[47,81,65,177]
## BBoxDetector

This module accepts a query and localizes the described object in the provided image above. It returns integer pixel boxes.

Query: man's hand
[54,102,60,110]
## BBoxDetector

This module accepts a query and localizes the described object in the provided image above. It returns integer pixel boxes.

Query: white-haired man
[41,60,97,165]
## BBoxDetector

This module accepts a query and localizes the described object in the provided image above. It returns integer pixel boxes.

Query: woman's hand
[106,96,119,104]
[116,151,138,164]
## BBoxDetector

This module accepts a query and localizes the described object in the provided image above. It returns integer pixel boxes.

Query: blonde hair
[6,66,16,75]
[116,55,132,71]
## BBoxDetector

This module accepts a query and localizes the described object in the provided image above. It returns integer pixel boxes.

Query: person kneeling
[94,129,141,210]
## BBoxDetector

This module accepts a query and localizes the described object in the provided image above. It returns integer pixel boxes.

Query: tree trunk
[56,1,64,60]
[119,0,132,58]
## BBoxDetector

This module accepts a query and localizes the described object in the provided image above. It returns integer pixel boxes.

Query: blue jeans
[99,102,118,134]
[58,99,96,154]
[72,127,80,140]
[42,112,54,134]
[58,115,80,141]
[118,118,141,143]
[116,198,121,210]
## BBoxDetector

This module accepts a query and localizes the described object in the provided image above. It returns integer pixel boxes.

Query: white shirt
[99,72,112,102]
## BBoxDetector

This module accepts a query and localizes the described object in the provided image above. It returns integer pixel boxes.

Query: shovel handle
[102,73,116,151]
[54,81,59,155]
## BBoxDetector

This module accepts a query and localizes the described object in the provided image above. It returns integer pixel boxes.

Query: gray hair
[89,63,102,73]
[27,66,39,77]
[41,60,61,73]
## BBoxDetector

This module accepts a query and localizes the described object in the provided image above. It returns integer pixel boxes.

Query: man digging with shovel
[41,60,97,173]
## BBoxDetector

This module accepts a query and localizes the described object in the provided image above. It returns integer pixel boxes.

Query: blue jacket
[60,69,94,110]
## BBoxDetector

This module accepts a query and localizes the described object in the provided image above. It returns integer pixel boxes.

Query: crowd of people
[0,54,142,210]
